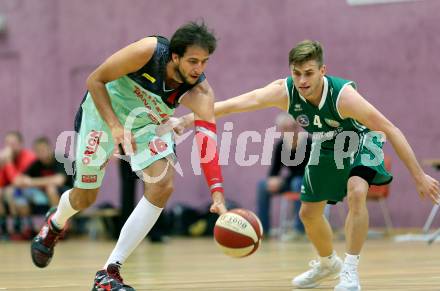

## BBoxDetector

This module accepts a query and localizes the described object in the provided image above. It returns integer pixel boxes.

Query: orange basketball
[213,208,263,258]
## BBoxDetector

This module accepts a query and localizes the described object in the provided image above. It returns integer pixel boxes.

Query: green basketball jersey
[285,75,392,203]
[286,75,368,149]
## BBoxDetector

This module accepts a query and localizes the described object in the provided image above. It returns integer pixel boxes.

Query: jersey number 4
[313,115,323,128]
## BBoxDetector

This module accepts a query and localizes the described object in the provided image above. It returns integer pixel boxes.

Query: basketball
[214,208,263,258]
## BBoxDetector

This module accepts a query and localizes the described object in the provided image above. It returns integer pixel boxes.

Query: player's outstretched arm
[86,37,157,154]
[338,85,440,204]
[214,78,289,117]
[168,79,289,133]
[180,80,227,215]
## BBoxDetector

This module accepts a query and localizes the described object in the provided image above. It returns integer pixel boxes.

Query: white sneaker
[292,256,343,288]
[334,263,361,291]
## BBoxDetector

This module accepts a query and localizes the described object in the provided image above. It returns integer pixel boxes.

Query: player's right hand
[111,124,137,155]
[416,173,440,204]
[210,191,227,215]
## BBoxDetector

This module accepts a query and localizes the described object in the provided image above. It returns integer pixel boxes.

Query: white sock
[51,189,78,229]
[320,250,337,267]
[104,197,163,268]
[344,253,360,266]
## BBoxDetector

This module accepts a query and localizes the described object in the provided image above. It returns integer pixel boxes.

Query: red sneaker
[92,263,135,291]
[30,207,65,268]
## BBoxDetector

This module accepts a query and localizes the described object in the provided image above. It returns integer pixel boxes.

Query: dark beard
[176,66,193,85]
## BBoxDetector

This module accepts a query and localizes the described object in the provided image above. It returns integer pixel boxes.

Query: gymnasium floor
[1,237,439,290]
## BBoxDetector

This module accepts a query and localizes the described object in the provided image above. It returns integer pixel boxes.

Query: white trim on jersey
[177,91,188,104]
[351,119,367,131]
[284,78,291,112]
[298,92,307,103]
[305,167,314,194]
[318,76,329,110]
[335,81,354,119]
[296,79,307,103]
[162,81,175,92]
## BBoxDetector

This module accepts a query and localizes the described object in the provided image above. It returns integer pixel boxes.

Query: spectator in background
[0,131,36,239]
[257,113,312,238]
[9,137,72,239]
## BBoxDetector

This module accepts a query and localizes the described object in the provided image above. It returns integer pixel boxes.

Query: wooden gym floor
[0,237,439,290]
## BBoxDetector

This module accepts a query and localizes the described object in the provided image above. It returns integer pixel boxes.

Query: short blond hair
[288,40,323,67]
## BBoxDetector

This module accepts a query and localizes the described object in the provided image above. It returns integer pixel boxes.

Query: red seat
[367,155,393,233]
[278,191,300,239]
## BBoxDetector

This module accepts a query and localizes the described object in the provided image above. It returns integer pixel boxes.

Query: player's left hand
[210,191,227,215]
[111,124,137,155]
[416,173,440,204]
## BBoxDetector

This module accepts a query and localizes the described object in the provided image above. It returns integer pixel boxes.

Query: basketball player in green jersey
[30,22,227,290]
[170,40,440,291]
